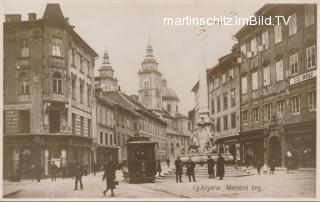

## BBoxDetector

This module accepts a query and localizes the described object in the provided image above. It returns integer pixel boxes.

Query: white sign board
[289,69,317,85]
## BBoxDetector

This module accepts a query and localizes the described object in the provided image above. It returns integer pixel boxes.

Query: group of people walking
[174,153,225,183]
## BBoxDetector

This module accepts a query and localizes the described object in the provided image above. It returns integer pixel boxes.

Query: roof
[191,81,199,92]
[207,52,236,76]
[42,4,98,57]
[103,91,166,125]
[162,87,179,101]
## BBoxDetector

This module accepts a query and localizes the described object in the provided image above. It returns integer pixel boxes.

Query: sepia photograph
[1,0,318,200]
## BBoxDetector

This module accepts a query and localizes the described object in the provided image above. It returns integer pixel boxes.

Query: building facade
[207,45,241,162]
[3,4,98,179]
[235,4,316,167]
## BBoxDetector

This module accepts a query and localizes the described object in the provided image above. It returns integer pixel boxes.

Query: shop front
[284,121,316,168]
[216,135,240,165]
[3,135,92,180]
[238,129,264,167]
[96,146,119,171]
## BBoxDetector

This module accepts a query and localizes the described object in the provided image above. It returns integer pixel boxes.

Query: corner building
[3,4,98,178]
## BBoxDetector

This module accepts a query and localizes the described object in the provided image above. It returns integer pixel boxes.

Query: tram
[122,136,157,183]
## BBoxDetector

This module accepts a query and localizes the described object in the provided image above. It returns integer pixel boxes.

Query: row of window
[19,37,63,58]
[116,114,135,131]
[214,112,237,132]
[97,105,114,128]
[241,91,316,125]
[72,113,91,137]
[99,131,117,146]
[210,88,236,114]
[240,5,315,60]
[209,68,235,91]
[71,48,92,77]
[71,77,92,106]
[241,45,316,94]
[139,118,165,136]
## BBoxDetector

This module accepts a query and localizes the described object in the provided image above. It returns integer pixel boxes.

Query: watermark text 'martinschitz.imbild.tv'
[163,15,291,26]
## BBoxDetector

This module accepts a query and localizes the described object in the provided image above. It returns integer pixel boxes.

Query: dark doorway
[49,111,60,133]
[269,136,282,166]
[230,144,236,163]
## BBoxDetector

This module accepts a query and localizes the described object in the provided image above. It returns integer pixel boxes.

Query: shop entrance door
[269,136,282,166]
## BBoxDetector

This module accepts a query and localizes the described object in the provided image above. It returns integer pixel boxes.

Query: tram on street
[122,136,157,183]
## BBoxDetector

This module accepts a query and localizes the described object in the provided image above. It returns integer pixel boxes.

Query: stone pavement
[3,169,316,199]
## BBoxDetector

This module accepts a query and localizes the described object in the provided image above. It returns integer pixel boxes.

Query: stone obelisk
[196,27,213,154]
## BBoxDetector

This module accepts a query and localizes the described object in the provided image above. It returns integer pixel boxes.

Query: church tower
[138,39,162,115]
[96,47,118,92]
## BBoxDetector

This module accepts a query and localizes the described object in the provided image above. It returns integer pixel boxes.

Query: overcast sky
[3,0,276,115]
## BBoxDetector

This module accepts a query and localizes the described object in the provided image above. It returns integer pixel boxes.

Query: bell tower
[138,38,162,115]
[97,46,118,92]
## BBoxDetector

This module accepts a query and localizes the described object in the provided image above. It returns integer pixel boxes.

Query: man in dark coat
[175,157,183,183]
[216,153,225,180]
[74,162,84,190]
[256,160,262,175]
[102,160,116,197]
[30,164,36,182]
[186,157,196,182]
[156,159,162,177]
[51,162,57,181]
[207,155,215,178]
[34,164,42,182]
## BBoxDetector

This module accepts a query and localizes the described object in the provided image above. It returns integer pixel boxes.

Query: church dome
[162,87,179,101]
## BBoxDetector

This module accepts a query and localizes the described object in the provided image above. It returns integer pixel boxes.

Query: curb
[3,190,21,198]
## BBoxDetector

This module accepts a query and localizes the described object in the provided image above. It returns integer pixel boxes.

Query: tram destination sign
[289,69,317,86]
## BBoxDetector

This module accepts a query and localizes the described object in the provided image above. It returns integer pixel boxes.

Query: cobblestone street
[3,169,316,199]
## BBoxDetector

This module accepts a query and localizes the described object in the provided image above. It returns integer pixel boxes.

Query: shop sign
[289,69,316,85]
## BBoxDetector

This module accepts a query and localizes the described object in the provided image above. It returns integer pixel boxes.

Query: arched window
[53,72,62,93]
[19,72,29,95]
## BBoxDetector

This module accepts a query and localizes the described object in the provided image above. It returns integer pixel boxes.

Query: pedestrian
[186,157,196,182]
[30,164,35,182]
[285,151,294,174]
[51,162,57,181]
[35,164,42,182]
[216,153,225,180]
[156,159,162,177]
[166,158,170,168]
[262,163,268,175]
[207,155,215,179]
[62,165,67,179]
[256,160,262,175]
[71,160,76,180]
[74,162,84,191]
[269,159,275,175]
[175,156,183,183]
[102,158,116,197]
[16,164,22,182]
[93,163,97,176]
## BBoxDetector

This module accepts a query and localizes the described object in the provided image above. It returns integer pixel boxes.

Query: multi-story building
[207,45,241,162]
[3,4,98,178]
[235,4,316,167]
[105,91,167,160]
[94,48,137,165]
[94,90,117,170]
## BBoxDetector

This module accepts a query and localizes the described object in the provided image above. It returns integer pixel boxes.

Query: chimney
[28,13,37,21]
[65,17,69,24]
[5,14,22,22]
